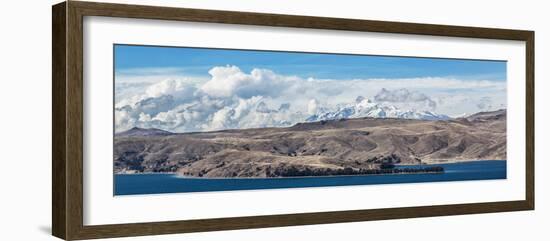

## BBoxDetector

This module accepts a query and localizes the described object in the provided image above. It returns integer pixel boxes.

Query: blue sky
[113,44,507,133]
[114,44,506,81]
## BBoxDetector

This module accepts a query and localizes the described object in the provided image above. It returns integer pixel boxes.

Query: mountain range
[114,109,506,178]
[306,96,449,122]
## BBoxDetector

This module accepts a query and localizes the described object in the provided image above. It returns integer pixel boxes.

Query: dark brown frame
[52,1,535,240]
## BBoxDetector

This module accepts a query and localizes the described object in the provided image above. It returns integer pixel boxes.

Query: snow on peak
[306,96,449,122]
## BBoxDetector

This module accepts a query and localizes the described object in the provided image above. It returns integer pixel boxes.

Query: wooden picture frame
[52,1,534,240]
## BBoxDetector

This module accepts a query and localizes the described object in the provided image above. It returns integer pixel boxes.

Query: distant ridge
[115,127,173,137]
[465,109,506,122]
[114,109,506,177]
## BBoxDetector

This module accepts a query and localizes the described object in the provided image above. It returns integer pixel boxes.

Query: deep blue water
[114,160,506,195]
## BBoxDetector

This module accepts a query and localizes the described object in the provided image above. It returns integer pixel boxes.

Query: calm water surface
[114,160,506,195]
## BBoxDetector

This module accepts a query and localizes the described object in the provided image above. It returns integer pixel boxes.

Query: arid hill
[114,109,506,177]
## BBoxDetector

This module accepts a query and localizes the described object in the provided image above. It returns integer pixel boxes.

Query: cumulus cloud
[307,99,320,115]
[114,65,507,133]
[374,88,437,109]
[278,103,290,112]
[115,79,197,108]
[256,102,272,113]
[146,79,187,97]
[476,96,493,110]
[200,65,298,98]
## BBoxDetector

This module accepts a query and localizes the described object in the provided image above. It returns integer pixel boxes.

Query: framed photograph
[52,1,534,240]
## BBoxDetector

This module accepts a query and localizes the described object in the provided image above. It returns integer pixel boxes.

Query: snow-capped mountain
[306,96,449,122]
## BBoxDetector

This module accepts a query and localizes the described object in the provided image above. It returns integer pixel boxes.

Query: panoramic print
[113,44,507,195]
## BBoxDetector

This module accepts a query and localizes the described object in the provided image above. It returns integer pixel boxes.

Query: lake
[114,160,506,195]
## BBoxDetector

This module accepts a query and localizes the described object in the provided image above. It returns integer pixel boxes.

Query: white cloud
[114,65,507,133]
[200,65,299,98]
[374,88,437,109]
[307,99,320,115]
[145,79,186,97]
[209,107,234,130]
[477,96,494,110]
[138,112,152,122]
